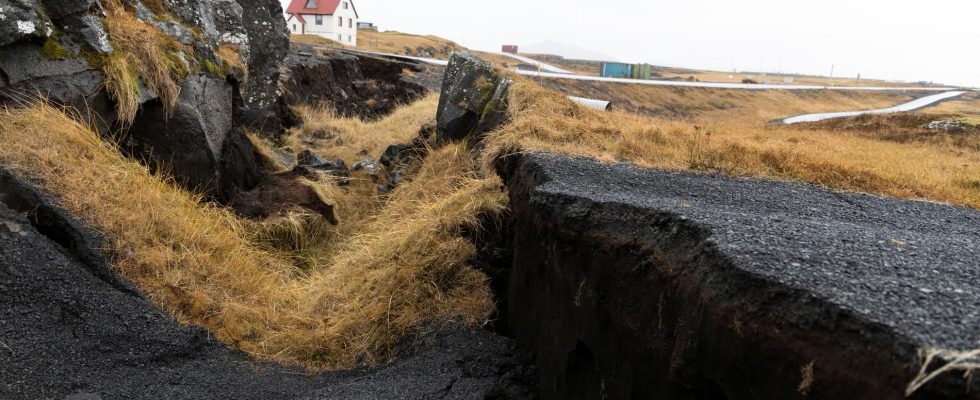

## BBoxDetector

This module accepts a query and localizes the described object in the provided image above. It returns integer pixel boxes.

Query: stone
[436,52,511,143]
[297,150,328,167]
[124,75,260,198]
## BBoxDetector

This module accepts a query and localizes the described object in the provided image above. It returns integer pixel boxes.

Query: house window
[348,18,352,28]
[305,0,316,8]
[337,34,342,41]
[292,24,296,32]
[343,2,349,9]
[348,35,352,42]
[315,15,323,25]
[338,16,343,26]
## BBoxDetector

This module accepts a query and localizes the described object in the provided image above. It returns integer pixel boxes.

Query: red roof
[286,0,341,16]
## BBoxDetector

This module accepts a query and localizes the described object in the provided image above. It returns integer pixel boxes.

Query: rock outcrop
[496,152,980,400]
[282,44,431,120]
[436,52,511,143]
[0,0,293,201]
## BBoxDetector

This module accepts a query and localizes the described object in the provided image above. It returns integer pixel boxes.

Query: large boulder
[124,75,261,198]
[436,52,511,143]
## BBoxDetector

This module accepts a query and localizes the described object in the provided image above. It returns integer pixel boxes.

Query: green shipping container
[631,64,652,80]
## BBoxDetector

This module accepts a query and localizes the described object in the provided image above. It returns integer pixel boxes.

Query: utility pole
[829,65,835,87]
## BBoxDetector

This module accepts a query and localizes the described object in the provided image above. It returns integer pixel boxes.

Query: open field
[523,53,951,88]
[536,77,922,123]
[291,32,515,69]
[922,91,980,116]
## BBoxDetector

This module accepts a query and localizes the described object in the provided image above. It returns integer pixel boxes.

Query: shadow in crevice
[0,169,142,297]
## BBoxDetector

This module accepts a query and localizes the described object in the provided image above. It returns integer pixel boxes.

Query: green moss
[40,35,71,61]
[203,59,227,76]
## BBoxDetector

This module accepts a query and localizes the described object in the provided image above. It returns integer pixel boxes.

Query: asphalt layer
[523,153,980,351]
[0,198,533,399]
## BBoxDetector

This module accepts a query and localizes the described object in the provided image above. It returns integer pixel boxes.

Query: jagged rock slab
[436,52,510,143]
[497,153,980,400]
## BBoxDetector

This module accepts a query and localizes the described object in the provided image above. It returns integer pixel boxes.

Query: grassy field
[521,53,950,88]
[537,78,921,123]
[923,91,980,116]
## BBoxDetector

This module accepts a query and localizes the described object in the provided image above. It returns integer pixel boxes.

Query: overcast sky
[282,0,979,87]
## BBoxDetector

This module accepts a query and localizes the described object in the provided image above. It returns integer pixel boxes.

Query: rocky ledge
[496,153,980,400]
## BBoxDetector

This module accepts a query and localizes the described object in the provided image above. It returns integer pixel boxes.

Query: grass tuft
[102,0,188,124]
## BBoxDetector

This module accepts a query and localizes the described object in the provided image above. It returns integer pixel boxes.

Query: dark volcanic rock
[0,173,536,400]
[124,74,261,198]
[237,0,292,134]
[282,44,429,120]
[436,52,511,143]
[496,153,980,400]
[378,123,435,192]
[227,168,338,224]
[298,149,329,166]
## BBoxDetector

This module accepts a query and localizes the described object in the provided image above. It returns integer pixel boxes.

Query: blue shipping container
[600,62,633,78]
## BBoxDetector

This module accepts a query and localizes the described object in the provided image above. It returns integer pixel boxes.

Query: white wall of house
[287,1,358,46]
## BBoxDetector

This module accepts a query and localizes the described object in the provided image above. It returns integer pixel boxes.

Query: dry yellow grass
[102,0,189,123]
[290,93,439,163]
[0,102,501,369]
[923,91,980,116]
[291,32,513,69]
[483,77,980,209]
[539,78,919,124]
[354,30,463,58]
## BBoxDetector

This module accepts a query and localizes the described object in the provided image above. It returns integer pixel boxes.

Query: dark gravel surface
[0,200,533,400]
[525,153,980,351]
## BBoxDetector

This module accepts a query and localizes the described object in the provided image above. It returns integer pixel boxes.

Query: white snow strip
[781,91,967,124]
[492,52,573,74]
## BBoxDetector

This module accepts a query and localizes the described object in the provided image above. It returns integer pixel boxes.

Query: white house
[285,0,358,46]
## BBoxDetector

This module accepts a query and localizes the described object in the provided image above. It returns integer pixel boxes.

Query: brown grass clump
[483,77,980,209]
[102,0,189,124]
[0,101,500,369]
[291,93,440,163]
[216,44,248,81]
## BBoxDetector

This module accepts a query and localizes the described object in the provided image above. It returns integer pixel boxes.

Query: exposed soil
[282,44,439,121]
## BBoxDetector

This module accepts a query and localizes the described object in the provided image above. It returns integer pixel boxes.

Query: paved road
[522,153,980,351]
[501,152,980,398]
[781,91,968,124]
